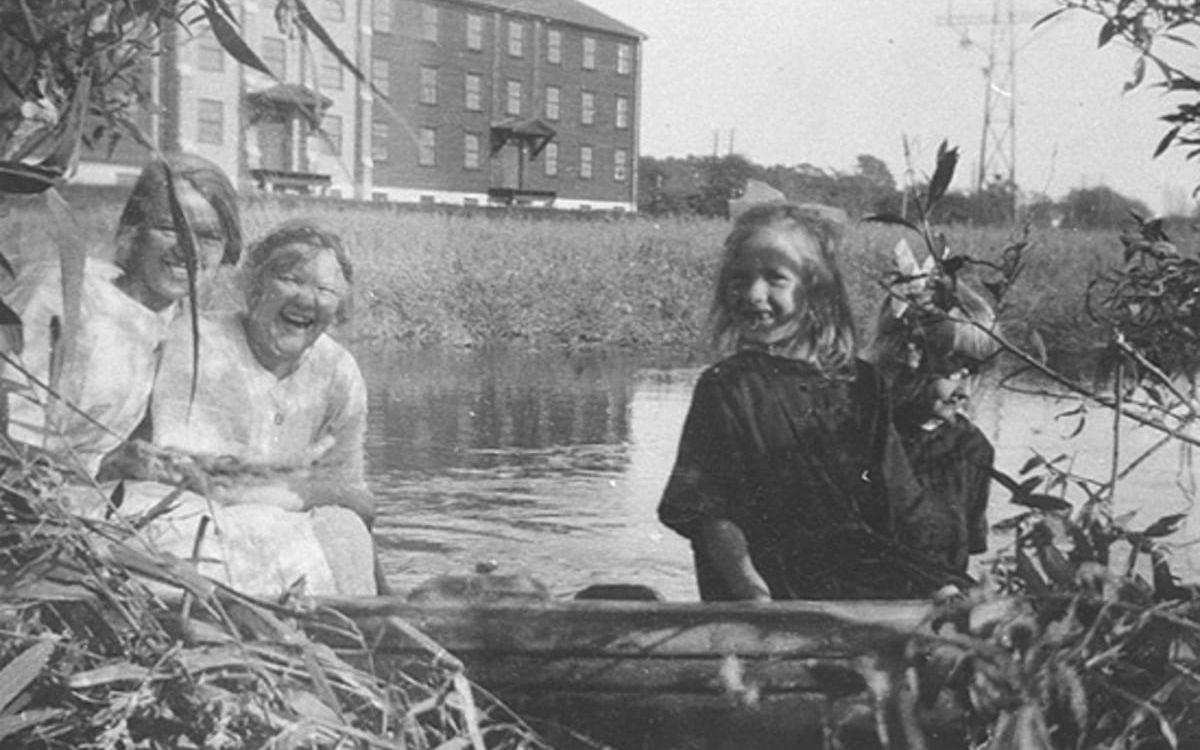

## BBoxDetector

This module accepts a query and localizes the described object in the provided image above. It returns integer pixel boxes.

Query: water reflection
[355,346,1200,601]
[365,347,634,472]
[356,346,698,600]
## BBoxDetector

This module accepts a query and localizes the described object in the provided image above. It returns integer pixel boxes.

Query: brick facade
[76,0,643,212]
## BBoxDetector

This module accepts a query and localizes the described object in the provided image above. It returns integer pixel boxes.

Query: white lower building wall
[368,186,634,212]
[552,197,636,212]
[367,186,490,205]
[73,161,144,186]
[72,163,636,213]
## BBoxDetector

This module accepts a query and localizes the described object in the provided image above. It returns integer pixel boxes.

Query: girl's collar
[738,339,813,362]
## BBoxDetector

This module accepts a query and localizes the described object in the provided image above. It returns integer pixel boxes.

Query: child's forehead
[733,223,820,264]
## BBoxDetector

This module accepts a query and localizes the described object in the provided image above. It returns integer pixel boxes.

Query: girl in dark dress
[658,204,934,601]
[864,240,999,578]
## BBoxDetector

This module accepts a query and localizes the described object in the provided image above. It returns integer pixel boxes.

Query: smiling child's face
[244,244,348,375]
[725,224,817,347]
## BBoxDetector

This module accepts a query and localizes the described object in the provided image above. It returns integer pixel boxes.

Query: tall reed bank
[5,194,1133,364]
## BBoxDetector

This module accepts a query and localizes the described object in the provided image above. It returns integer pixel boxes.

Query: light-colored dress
[1,259,175,476]
[121,311,376,598]
[152,312,367,480]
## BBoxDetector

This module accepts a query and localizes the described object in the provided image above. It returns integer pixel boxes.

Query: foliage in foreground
[861,146,1200,750]
[1052,0,1200,191]
[0,451,553,750]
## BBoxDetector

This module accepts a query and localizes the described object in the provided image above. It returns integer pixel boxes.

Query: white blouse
[2,259,175,476]
[151,311,368,483]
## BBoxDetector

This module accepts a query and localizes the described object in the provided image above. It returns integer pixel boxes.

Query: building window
[505,79,521,116]
[261,37,285,77]
[372,121,389,161]
[319,49,343,90]
[615,95,629,129]
[507,20,523,57]
[544,85,560,121]
[323,0,344,21]
[371,58,389,96]
[617,43,632,74]
[418,127,436,166]
[547,29,562,64]
[197,99,223,144]
[197,30,224,72]
[464,73,482,111]
[372,0,392,32]
[420,66,438,105]
[421,3,438,43]
[464,132,480,169]
[579,145,593,179]
[613,148,628,181]
[320,114,343,155]
[580,91,595,125]
[582,36,596,69]
[466,14,483,50]
[544,142,558,176]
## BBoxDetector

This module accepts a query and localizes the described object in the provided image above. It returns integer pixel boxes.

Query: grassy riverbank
[6,193,1135,361]
[235,201,1137,365]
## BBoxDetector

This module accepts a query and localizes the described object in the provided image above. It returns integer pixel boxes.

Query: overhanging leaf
[0,296,22,356]
[1099,18,1120,48]
[927,140,958,206]
[1124,56,1147,92]
[290,0,417,148]
[294,0,370,95]
[1018,476,1041,494]
[863,213,920,233]
[1019,455,1045,475]
[1032,7,1069,30]
[38,67,91,179]
[1155,126,1181,158]
[992,511,1032,532]
[204,1,273,77]
[1012,493,1073,513]
[0,161,61,194]
[160,160,202,409]
[1141,513,1187,538]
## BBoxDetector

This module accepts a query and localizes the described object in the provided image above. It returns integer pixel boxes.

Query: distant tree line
[637,153,1156,228]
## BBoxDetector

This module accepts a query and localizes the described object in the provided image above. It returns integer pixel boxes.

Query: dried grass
[0,448,556,750]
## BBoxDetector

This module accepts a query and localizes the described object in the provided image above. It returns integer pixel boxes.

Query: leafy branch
[1048,1,1200,190]
[867,141,1200,749]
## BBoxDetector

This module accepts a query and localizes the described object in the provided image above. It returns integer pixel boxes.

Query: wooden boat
[323,595,937,750]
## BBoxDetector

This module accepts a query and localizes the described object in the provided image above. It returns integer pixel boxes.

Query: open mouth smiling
[743,309,775,327]
[161,256,191,279]
[279,309,316,329]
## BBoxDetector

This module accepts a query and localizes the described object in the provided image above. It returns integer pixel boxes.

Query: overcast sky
[584,0,1200,214]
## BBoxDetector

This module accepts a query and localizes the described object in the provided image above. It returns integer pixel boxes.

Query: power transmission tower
[940,0,1040,217]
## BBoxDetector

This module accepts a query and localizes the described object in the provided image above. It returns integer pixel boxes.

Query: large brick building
[77,0,644,211]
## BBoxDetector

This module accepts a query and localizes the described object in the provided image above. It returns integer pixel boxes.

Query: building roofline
[448,0,646,40]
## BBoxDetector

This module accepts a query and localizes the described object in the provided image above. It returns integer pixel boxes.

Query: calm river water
[357,346,1199,601]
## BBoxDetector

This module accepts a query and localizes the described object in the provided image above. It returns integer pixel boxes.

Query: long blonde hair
[710,203,857,372]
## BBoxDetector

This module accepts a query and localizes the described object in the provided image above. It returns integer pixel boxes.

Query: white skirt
[64,481,377,598]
